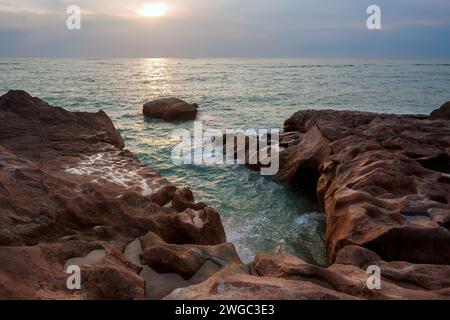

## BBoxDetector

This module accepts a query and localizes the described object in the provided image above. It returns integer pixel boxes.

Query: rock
[246,108,450,265]
[430,101,450,120]
[81,265,145,300]
[252,251,450,300]
[143,97,198,121]
[2,90,449,301]
[150,185,177,206]
[165,266,357,300]
[253,253,361,296]
[335,245,450,291]
[139,231,241,280]
[172,188,207,212]
[0,90,222,299]
[334,245,382,268]
[171,207,227,245]
[122,232,239,300]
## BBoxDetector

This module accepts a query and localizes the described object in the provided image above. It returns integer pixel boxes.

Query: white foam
[65,152,164,196]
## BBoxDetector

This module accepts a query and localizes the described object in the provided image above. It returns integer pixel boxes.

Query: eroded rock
[143,97,198,122]
[243,107,450,265]
[430,101,450,120]
[2,90,449,301]
[0,91,222,299]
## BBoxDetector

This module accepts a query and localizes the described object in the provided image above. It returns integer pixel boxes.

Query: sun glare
[138,3,168,18]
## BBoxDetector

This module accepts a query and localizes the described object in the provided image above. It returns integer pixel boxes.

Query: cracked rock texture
[278,106,450,265]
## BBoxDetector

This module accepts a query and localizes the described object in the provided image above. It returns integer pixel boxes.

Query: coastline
[0,90,449,300]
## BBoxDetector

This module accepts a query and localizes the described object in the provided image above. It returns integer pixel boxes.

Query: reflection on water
[2,58,449,265]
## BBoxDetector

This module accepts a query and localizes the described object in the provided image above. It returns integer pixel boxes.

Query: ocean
[1,58,449,265]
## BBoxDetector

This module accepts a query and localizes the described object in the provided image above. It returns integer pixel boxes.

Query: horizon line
[1,56,450,62]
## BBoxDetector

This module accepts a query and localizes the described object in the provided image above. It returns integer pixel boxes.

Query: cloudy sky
[0,0,449,59]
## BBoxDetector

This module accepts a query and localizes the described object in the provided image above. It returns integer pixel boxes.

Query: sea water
[1,58,449,265]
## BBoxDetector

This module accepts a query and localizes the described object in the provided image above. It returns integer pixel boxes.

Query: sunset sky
[0,0,449,59]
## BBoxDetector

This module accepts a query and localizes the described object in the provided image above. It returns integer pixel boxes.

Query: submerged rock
[143,97,198,121]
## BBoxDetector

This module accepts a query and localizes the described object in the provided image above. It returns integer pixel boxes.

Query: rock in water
[143,97,198,121]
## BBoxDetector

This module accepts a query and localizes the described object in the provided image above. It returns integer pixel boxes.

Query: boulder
[172,187,207,212]
[143,97,198,121]
[430,101,450,120]
[139,231,241,280]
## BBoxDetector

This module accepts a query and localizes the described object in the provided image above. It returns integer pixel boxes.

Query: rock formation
[430,101,450,120]
[276,108,450,265]
[209,102,450,299]
[224,105,450,264]
[1,90,449,300]
[0,91,222,299]
[167,246,450,300]
[143,97,198,122]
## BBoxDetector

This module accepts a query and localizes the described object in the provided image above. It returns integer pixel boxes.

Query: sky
[0,0,449,59]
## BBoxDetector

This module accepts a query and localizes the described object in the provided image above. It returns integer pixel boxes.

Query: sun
[138,3,168,18]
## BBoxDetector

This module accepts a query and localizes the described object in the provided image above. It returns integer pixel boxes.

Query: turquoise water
[1,58,450,265]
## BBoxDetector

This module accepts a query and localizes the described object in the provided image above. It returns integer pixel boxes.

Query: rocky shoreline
[278,108,450,265]
[0,90,449,300]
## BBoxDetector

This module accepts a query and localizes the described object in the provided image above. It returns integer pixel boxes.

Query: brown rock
[150,185,177,206]
[252,109,450,265]
[165,266,357,300]
[3,90,449,301]
[253,253,362,296]
[143,97,198,121]
[139,231,241,280]
[81,265,145,300]
[335,245,450,291]
[171,207,227,245]
[253,250,450,300]
[430,101,450,120]
[0,91,223,300]
[172,187,206,212]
